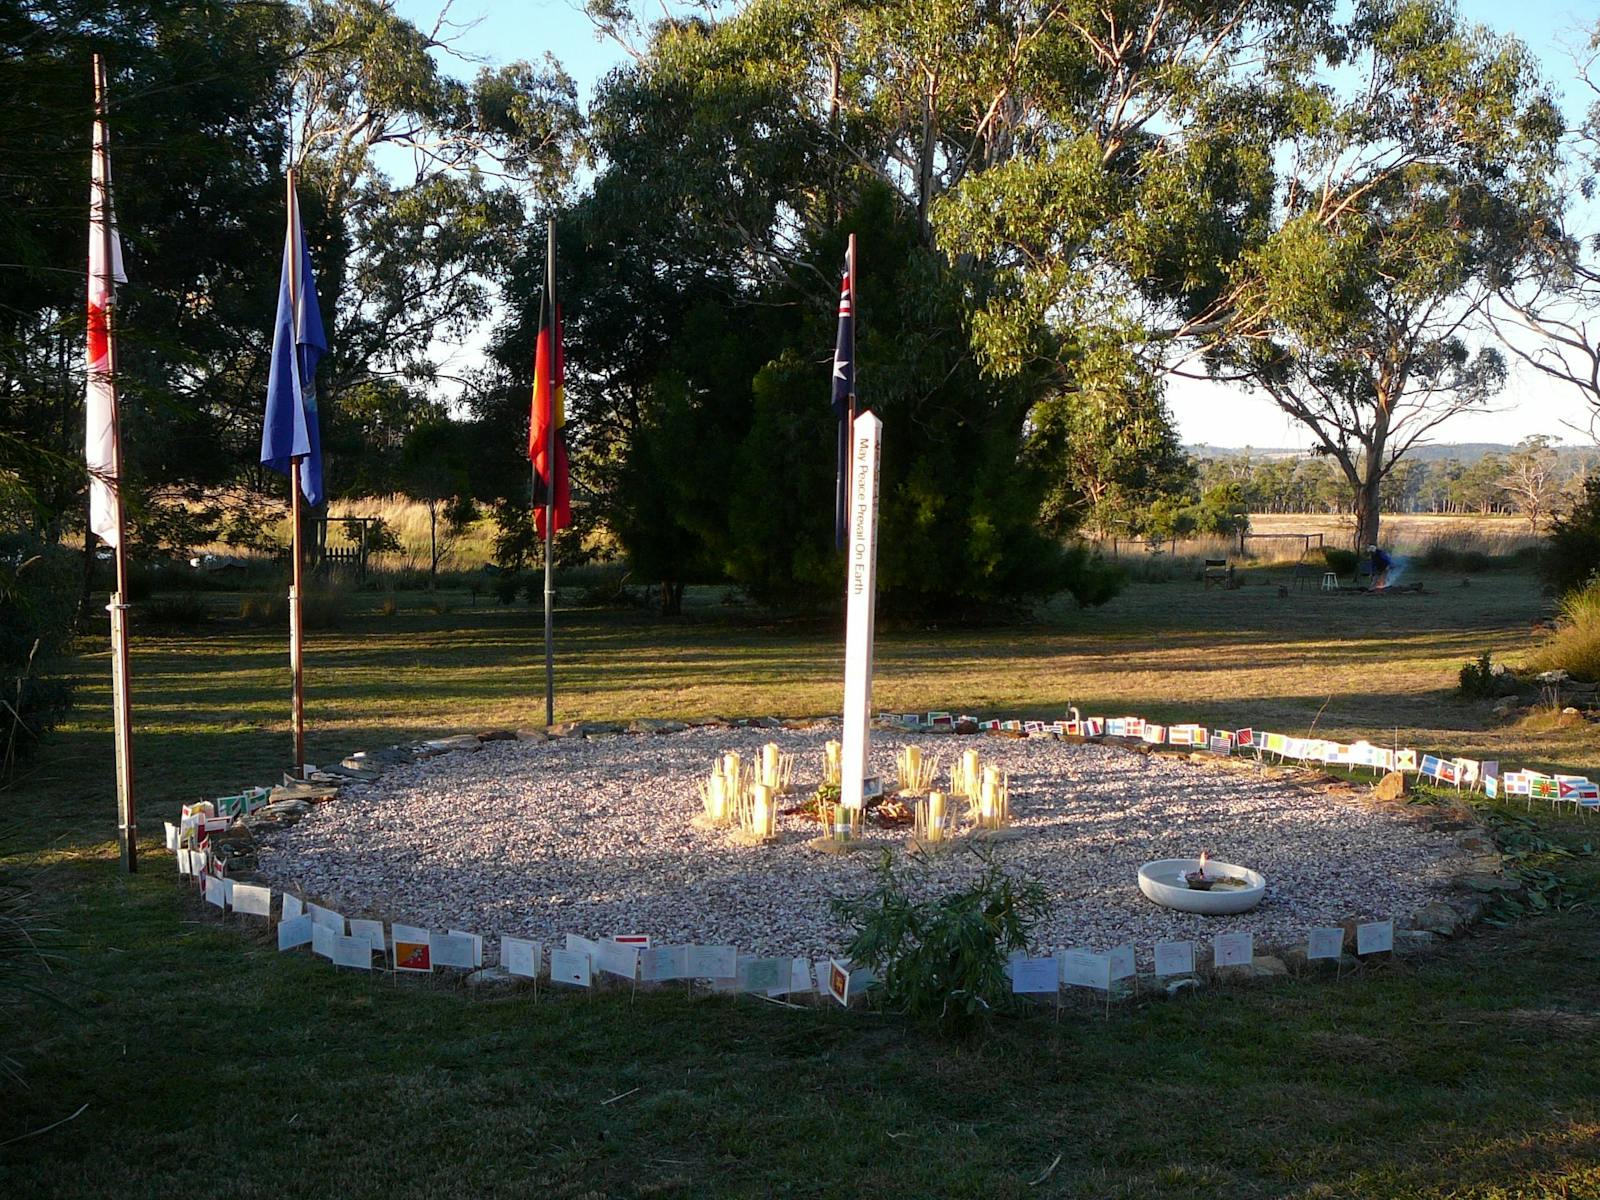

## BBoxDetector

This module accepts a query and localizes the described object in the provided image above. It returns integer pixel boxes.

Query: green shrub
[833,850,1049,1037]
[1544,476,1600,597]
[240,585,346,630]
[1458,651,1496,698]
[1322,546,1358,576]
[1529,576,1600,681]
[0,833,64,1080]
[379,594,399,617]
[139,594,209,627]
[0,536,77,775]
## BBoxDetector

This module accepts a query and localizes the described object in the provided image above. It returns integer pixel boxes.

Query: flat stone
[1457,833,1496,855]
[346,747,413,769]
[268,782,338,805]
[515,728,549,742]
[317,763,384,782]
[1408,900,1461,936]
[627,718,688,735]
[1374,771,1408,802]
[1394,930,1440,955]
[463,966,520,992]
[1458,872,1520,893]
[260,798,312,818]
[582,721,624,736]
[1250,955,1289,977]
[477,729,517,742]
[1164,978,1199,997]
[547,722,584,738]
[955,719,980,735]
[423,735,483,753]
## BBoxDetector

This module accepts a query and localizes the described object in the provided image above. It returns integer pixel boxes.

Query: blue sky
[397,0,1600,449]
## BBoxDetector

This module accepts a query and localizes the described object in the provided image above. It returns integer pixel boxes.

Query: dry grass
[1251,512,1544,556]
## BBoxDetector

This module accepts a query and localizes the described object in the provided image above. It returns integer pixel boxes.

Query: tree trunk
[79,515,97,620]
[1352,471,1382,551]
[659,580,683,617]
[428,499,438,586]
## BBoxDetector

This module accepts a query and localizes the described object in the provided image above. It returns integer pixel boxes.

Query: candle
[762,743,780,788]
[979,780,995,822]
[752,783,772,838]
[961,749,980,795]
[708,774,725,820]
[905,745,922,783]
[926,791,945,841]
[722,752,741,795]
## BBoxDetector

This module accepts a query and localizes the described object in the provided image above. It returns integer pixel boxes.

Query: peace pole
[840,411,882,810]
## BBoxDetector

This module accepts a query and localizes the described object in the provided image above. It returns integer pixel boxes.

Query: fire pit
[1138,857,1266,915]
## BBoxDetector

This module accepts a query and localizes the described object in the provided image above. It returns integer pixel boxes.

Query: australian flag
[831,252,854,548]
[260,182,327,506]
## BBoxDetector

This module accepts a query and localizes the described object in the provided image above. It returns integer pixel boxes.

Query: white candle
[752,784,772,838]
[961,749,979,793]
[905,745,922,782]
[708,774,725,820]
[927,791,945,841]
[762,743,780,788]
[979,779,995,822]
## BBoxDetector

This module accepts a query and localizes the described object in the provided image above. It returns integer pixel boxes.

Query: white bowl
[1138,859,1266,915]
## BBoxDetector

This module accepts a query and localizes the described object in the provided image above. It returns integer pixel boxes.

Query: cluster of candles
[699,743,794,842]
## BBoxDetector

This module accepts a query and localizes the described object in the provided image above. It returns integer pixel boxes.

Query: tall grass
[1528,577,1600,681]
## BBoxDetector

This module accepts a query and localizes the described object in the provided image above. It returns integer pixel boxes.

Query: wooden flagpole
[542,216,557,728]
[287,169,306,779]
[94,54,137,873]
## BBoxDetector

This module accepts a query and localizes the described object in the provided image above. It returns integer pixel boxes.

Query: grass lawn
[3,565,1598,1198]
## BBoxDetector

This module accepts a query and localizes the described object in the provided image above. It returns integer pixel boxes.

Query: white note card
[549,946,592,987]
[1011,956,1059,995]
[501,936,541,979]
[1356,920,1393,956]
[1213,932,1253,968]
[281,894,304,921]
[311,921,338,960]
[448,930,484,967]
[1108,944,1136,981]
[1059,949,1112,991]
[430,932,477,969]
[640,945,688,982]
[686,944,737,980]
[332,933,373,970]
[1307,927,1344,961]
[231,883,272,918]
[1153,941,1195,977]
[309,904,344,933]
[349,919,386,953]
[277,914,313,951]
[788,957,815,995]
[204,874,227,909]
[597,939,640,979]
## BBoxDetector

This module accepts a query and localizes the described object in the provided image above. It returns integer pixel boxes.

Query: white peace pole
[840,411,882,809]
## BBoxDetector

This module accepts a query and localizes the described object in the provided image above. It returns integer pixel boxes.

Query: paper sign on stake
[788,957,815,995]
[1108,945,1136,982]
[549,947,592,987]
[1356,920,1393,956]
[332,934,373,970]
[565,934,601,966]
[349,919,386,954]
[231,883,272,918]
[686,944,737,980]
[281,894,304,921]
[392,924,433,973]
[640,945,688,982]
[164,822,179,852]
[1153,941,1195,977]
[597,939,640,980]
[740,957,787,993]
[1212,932,1253,969]
[1010,957,1059,995]
[429,932,476,969]
[448,929,484,967]
[311,921,338,960]
[1059,949,1112,991]
[501,936,541,979]
[827,959,852,1006]
[277,915,313,950]
[204,874,227,909]
[1307,928,1344,961]
[308,903,343,933]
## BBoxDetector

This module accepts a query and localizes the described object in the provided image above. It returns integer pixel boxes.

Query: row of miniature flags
[1007,921,1397,994]
[880,710,1598,809]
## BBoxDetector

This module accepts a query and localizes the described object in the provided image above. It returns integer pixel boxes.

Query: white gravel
[254,727,1464,962]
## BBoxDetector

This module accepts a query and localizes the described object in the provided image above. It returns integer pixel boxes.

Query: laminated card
[231,883,272,918]
[1356,920,1393,956]
[1059,949,1112,991]
[1153,941,1195,977]
[788,957,815,995]
[686,944,737,981]
[639,945,688,982]
[1010,957,1059,995]
[1108,945,1136,982]
[277,914,313,951]
[311,921,338,960]
[447,930,484,967]
[349,919,386,954]
[501,936,541,979]
[597,939,640,980]
[1307,928,1344,961]
[204,874,227,909]
[1212,932,1253,969]
[827,959,852,1007]
[549,947,592,987]
[308,903,344,933]
[282,894,304,921]
[430,932,477,970]
[739,957,787,994]
[332,934,373,970]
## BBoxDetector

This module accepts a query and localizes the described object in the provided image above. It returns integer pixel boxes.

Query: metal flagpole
[542,216,557,727]
[95,54,137,873]
[287,169,306,779]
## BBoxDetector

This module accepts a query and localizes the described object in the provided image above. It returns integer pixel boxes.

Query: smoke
[1384,557,1408,586]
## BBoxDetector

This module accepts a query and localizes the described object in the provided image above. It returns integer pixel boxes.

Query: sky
[395,0,1600,450]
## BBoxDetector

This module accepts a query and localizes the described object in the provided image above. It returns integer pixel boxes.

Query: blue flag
[260,185,327,505]
[831,253,854,548]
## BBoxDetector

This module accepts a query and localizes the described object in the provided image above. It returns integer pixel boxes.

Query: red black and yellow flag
[529,232,571,540]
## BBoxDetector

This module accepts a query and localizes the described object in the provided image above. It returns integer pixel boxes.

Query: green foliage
[1543,476,1600,597]
[1322,546,1358,576]
[1528,576,1600,682]
[1457,651,1496,699]
[0,835,65,1081]
[0,537,77,775]
[833,850,1050,1036]
[239,584,347,630]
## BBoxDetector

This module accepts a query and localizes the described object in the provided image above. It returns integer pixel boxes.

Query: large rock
[627,718,688,735]
[1394,930,1441,956]
[1407,900,1461,936]
[476,729,517,742]
[1458,872,1520,893]
[423,734,483,754]
[1374,771,1408,802]
[463,966,520,993]
[1249,955,1289,978]
[515,727,549,743]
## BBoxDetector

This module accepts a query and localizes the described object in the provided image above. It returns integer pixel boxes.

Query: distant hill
[1187,442,1592,464]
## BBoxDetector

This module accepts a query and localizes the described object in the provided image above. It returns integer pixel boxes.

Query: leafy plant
[833,850,1049,1036]
[1458,651,1496,699]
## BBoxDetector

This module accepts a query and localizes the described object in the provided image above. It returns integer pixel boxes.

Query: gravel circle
[254,727,1464,963]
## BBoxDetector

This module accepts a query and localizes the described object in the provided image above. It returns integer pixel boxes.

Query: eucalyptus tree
[1213,2,1560,548]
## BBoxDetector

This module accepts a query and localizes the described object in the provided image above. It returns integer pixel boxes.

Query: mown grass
[3,568,1598,1198]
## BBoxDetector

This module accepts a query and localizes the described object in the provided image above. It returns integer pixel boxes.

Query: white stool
[1321,572,1339,591]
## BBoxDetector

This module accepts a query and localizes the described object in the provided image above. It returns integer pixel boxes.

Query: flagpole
[542,216,556,728]
[94,53,137,873]
[847,233,857,431]
[287,169,306,779]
